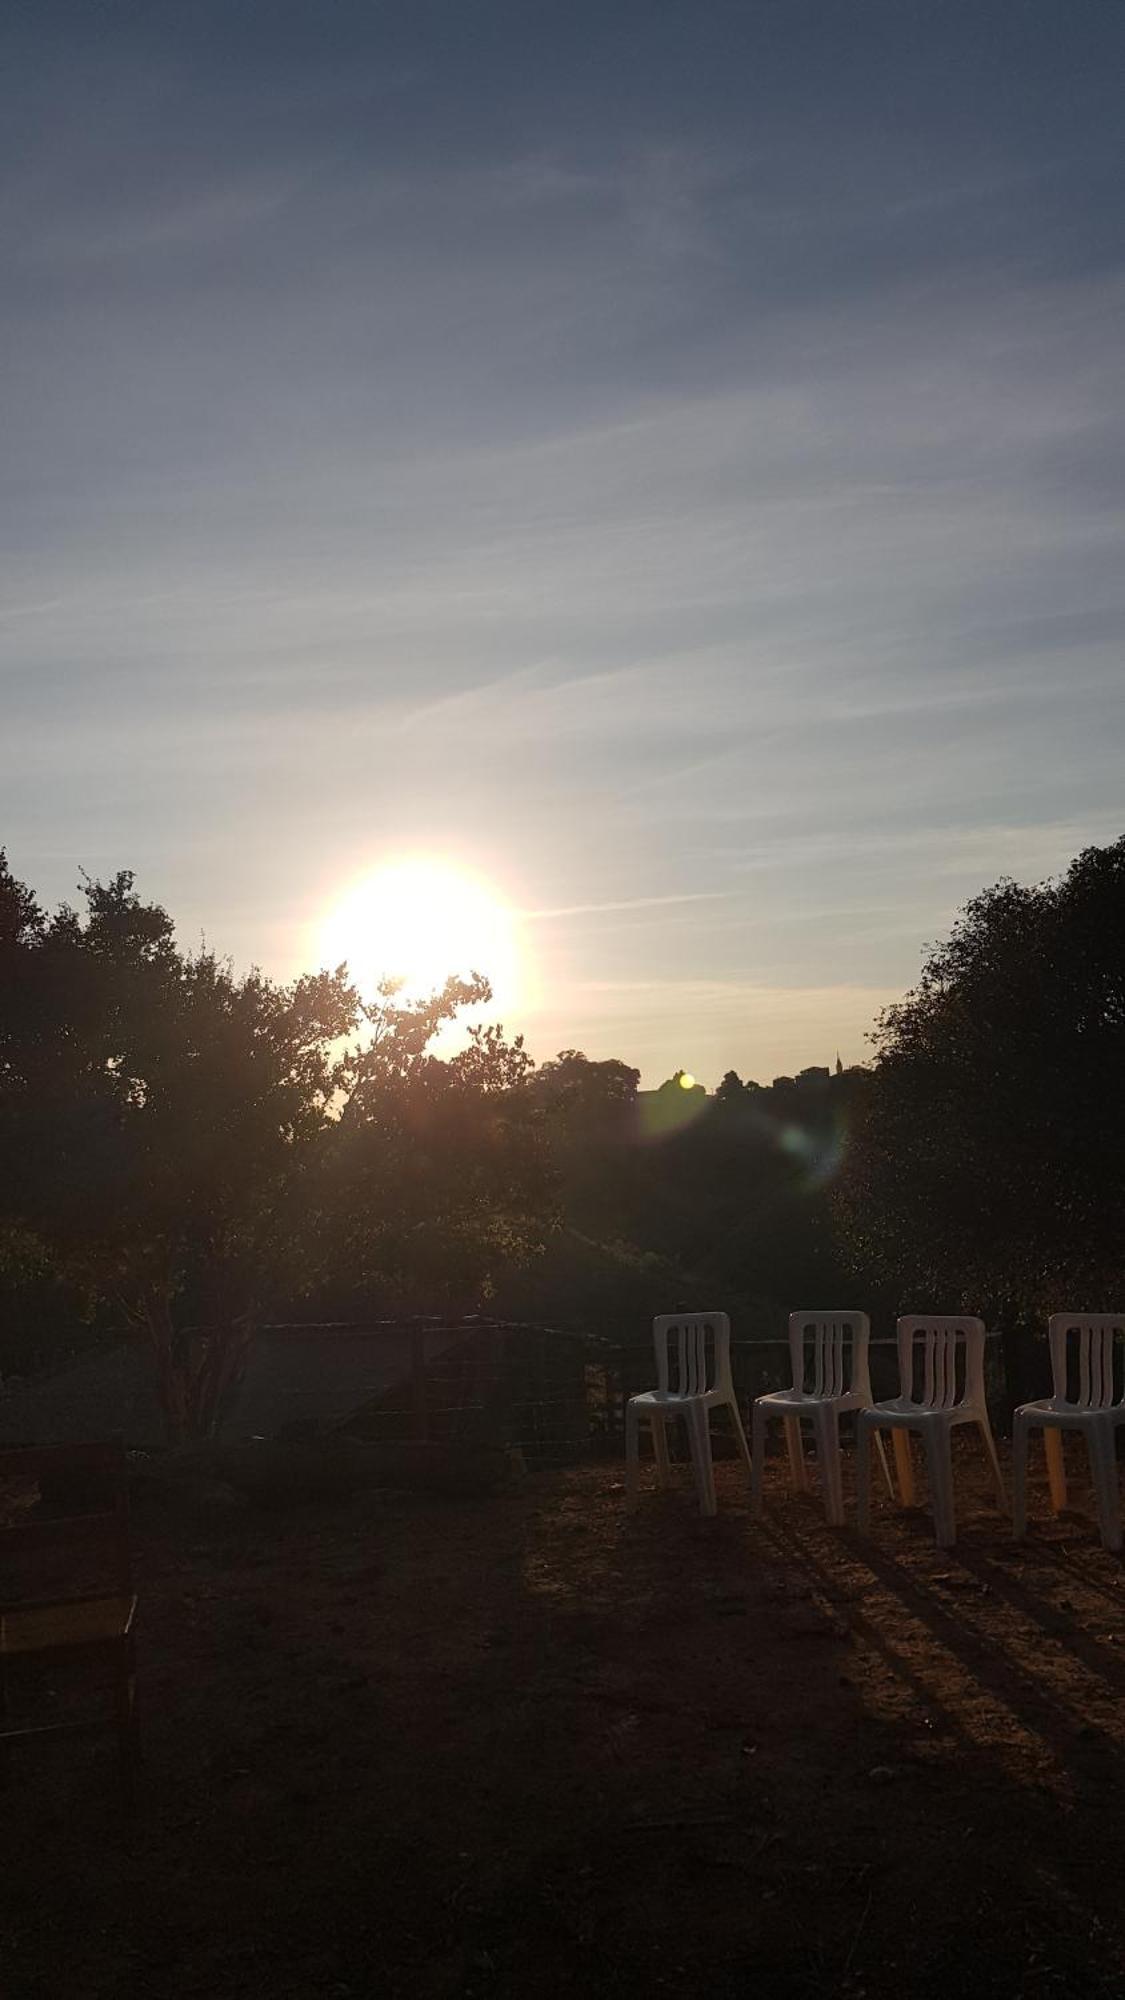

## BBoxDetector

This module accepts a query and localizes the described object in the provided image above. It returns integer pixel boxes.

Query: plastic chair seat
[756,1387,868,1414]
[864,1397,984,1430]
[1,1593,137,1658]
[630,1387,729,1410]
[1015,1398,1125,1430]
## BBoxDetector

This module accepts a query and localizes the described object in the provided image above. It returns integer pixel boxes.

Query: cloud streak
[522,891,731,922]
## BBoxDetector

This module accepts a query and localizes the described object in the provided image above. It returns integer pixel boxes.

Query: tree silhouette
[0,860,554,1435]
[836,837,1125,1393]
[315,986,554,1317]
[0,858,359,1437]
[715,1069,746,1103]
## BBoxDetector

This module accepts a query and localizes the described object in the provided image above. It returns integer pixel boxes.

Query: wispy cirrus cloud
[522,890,731,922]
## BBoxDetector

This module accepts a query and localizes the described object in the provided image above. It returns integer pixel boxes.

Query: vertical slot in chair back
[654,1313,730,1399]
[1049,1315,1125,1410]
[789,1312,870,1400]
[897,1317,984,1412]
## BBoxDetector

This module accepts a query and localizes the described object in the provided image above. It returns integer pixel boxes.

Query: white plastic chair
[857,1316,1006,1547]
[750,1311,895,1526]
[625,1312,751,1517]
[1013,1314,1125,1552]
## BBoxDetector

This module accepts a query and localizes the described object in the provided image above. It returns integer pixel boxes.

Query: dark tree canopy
[0,862,361,1435]
[836,837,1125,1332]
[529,1050,640,1118]
[0,860,555,1436]
[317,997,554,1317]
[715,1070,747,1103]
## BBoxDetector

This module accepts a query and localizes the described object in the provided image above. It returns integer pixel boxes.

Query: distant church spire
[835,1051,843,1076]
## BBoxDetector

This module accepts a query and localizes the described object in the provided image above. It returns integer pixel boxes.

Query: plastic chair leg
[651,1411,673,1489]
[924,1428,957,1547]
[978,1416,1007,1510]
[1086,1426,1121,1554]
[874,1431,896,1500]
[784,1417,808,1493]
[727,1395,753,1490]
[1012,1415,1030,1540]
[1044,1428,1067,1514]
[687,1403,717,1517]
[892,1430,916,1507]
[625,1401,640,1503]
[750,1402,766,1517]
[812,1407,845,1526]
[856,1417,873,1534]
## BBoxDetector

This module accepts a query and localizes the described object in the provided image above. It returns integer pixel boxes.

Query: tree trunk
[191,1318,255,1440]
[139,1296,254,1443]
[140,1289,189,1446]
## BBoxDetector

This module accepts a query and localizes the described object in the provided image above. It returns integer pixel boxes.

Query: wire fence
[279,1316,1011,1461]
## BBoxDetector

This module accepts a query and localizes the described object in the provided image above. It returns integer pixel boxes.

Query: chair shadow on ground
[752,1468,1125,1989]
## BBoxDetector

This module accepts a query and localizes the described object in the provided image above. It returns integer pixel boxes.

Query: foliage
[493,1227,691,1335]
[835,838,1125,1345]
[622,1079,853,1327]
[312,988,556,1316]
[0,859,556,1435]
[510,1045,857,1337]
[529,1049,640,1118]
[0,855,359,1436]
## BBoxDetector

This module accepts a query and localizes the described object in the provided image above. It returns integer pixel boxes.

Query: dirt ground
[5,1434,1125,1999]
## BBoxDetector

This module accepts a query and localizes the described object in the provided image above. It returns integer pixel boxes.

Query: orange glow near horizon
[319,857,522,1017]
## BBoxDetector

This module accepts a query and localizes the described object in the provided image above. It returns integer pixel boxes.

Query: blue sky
[3,1,1124,1083]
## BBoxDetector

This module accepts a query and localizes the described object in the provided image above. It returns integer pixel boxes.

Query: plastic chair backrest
[1048,1314,1125,1409]
[896,1316,985,1411]
[788,1312,872,1399]
[653,1313,731,1397]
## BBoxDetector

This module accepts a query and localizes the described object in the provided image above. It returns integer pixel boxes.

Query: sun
[319,858,521,1014]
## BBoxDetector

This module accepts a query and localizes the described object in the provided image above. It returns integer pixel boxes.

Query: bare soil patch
[4,1439,1125,1997]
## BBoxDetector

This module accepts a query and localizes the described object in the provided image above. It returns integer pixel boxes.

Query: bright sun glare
[320,858,521,1015]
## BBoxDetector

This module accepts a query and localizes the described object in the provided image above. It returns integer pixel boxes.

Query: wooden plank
[0,1441,124,1480]
[410,1328,429,1442]
[0,1717,112,1744]
[0,1512,117,1556]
